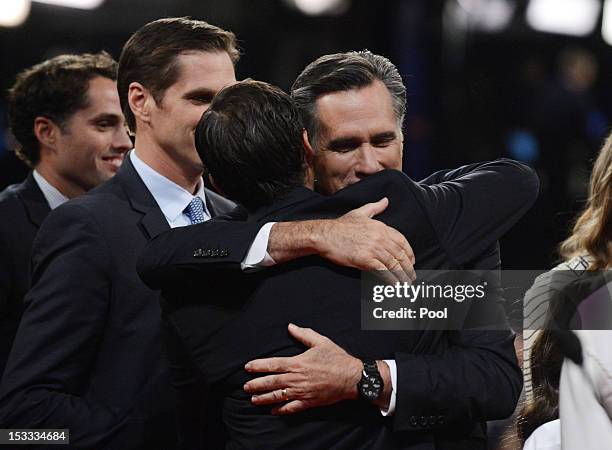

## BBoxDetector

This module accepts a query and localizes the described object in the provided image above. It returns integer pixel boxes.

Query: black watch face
[360,375,383,400]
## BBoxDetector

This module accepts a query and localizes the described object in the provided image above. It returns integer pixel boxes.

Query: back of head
[8,51,117,168]
[291,50,406,147]
[195,80,307,210]
[117,17,240,132]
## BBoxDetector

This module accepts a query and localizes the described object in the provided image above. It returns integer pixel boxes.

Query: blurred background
[1,0,611,269]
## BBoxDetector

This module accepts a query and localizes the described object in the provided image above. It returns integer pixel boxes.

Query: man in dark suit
[0,52,132,379]
[138,80,537,448]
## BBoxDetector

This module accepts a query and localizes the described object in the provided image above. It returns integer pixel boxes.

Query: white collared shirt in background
[32,170,69,210]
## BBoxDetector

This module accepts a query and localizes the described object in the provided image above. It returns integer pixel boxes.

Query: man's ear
[302,129,315,165]
[33,117,60,151]
[128,82,154,126]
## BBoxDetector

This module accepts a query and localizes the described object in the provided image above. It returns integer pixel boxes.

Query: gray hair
[290,50,406,148]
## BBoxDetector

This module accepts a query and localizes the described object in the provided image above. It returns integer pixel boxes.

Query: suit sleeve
[0,203,138,448]
[137,219,261,291]
[412,158,539,265]
[392,329,521,431]
[417,164,483,185]
[388,160,532,431]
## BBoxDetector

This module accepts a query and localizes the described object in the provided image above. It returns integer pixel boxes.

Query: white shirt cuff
[241,222,277,270]
[379,359,397,416]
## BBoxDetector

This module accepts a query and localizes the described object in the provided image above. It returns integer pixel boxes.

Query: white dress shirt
[32,170,69,210]
[130,150,211,227]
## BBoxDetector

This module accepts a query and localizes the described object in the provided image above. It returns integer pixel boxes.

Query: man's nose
[354,146,382,178]
[114,128,133,152]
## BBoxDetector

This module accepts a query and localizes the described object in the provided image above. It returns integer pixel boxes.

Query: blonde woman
[519,132,612,449]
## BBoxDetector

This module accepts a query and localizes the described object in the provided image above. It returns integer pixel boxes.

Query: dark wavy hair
[195,80,307,210]
[8,51,117,168]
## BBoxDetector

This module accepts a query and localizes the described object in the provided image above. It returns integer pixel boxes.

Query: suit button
[202,249,212,257]
[409,416,418,427]
[193,248,203,257]
[419,416,428,427]
[220,249,229,257]
[437,415,446,425]
[428,415,437,425]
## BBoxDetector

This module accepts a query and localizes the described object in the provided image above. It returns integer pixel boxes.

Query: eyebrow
[327,131,397,150]
[370,131,397,142]
[327,137,362,150]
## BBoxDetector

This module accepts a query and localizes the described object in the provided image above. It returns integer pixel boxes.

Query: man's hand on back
[243,324,392,415]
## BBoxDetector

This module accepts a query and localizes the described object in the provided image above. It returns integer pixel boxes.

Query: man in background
[0,52,131,379]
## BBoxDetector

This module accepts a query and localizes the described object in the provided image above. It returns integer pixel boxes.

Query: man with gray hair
[242,50,514,425]
[291,50,408,195]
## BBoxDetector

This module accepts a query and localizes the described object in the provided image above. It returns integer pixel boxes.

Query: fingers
[245,356,294,373]
[244,373,290,394]
[374,267,402,285]
[251,387,292,406]
[271,400,307,415]
[381,228,416,282]
[388,228,416,265]
[344,197,388,219]
[387,238,416,282]
[287,323,327,347]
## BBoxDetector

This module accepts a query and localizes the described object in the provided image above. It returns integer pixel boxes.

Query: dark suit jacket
[139,160,539,450]
[0,173,50,379]
[0,155,261,449]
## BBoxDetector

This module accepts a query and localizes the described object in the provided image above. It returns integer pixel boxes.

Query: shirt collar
[130,150,209,222]
[32,170,69,210]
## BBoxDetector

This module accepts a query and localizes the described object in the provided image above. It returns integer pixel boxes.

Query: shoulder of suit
[204,187,236,213]
[42,183,120,226]
[0,181,27,214]
[338,169,413,194]
[0,186,18,203]
[0,180,24,202]
[370,168,410,183]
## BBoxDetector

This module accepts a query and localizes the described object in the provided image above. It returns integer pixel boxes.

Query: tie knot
[184,197,206,224]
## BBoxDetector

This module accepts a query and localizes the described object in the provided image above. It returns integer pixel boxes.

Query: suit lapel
[16,172,51,228]
[204,188,237,218]
[115,154,169,240]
